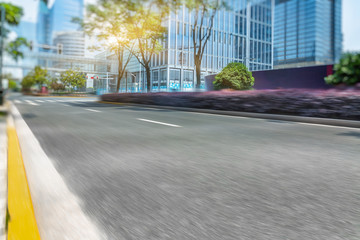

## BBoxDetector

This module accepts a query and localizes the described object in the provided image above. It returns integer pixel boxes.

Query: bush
[50,81,65,91]
[325,53,360,86]
[213,62,254,90]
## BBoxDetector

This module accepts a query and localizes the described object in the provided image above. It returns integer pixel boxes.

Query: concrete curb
[99,101,360,129]
[0,110,7,240]
[10,102,106,240]
[7,112,41,240]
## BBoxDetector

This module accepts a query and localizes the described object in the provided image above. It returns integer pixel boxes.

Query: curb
[98,101,360,129]
[0,112,7,240]
[7,113,41,240]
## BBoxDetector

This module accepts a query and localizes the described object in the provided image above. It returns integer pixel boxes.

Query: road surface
[8,94,360,240]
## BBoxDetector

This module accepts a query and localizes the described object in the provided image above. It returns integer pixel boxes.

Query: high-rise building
[36,0,85,56]
[53,31,85,57]
[121,0,274,92]
[273,0,342,69]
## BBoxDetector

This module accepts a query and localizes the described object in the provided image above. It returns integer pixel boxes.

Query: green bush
[325,53,360,85]
[213,62,254,90]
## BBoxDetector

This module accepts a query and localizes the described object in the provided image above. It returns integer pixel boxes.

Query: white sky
[7,0,360,52]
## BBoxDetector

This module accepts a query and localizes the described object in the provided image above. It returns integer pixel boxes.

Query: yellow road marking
[7,126,41,240]
[98,101,124,105]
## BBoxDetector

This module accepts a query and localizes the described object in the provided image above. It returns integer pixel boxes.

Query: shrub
[50,81,65,91]
[213,62,254,90]
[325,53,360,86]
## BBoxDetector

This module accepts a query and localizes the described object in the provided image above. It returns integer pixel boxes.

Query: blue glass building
[121,0,274,92]
[36,0,84,56]
[273,0,342,68]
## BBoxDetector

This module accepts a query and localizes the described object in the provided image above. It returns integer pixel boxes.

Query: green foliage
[60,69,86,91]
[214,62,254,90]
[49,78,65,92]
[5,37,29,61]
[325,53,360,86]
[8,80,17,89]
[0,3,29,61]
[0,2,23,27]
[21,74,35,91]
[79,0,134,92]
[21,66,49,91]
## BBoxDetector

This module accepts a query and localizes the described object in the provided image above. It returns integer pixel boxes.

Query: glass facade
[36,0,85,56]
[121,0,274,92]
[274,0,342,68]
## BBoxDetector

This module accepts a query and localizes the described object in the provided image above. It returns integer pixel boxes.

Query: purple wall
[205,65,334,90]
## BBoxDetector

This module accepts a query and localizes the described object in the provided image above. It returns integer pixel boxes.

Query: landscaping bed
[101,89,360,120]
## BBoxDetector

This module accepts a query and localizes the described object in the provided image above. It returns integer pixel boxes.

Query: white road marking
[14,100,21,104]
[36,100,44,103]
[296,122,360,131]
[25,100,39,106]
[137,118,181,128]
[84,108,101,113]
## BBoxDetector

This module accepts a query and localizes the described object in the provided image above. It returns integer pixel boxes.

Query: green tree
[125,0,178,92]
[185,0,223,89]
[49,78,65,92]
[32,66,49,87]
[213,62,254,90]
[20,66,49,91]
[5,37,29,61]
[60,69,86,91]
[21,73,35,92]
[325,53,360,86]
[0,2,29,61]
[77,0,134,93]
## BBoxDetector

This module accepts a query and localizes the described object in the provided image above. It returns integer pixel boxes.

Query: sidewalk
[0,110,7,240]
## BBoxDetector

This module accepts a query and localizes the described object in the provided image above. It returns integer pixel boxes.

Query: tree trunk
[145,65,151,92]
[195,57,201,89]
[116,70,125,93]
[125,72,128,93]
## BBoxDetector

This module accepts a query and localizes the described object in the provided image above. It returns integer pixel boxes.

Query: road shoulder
[10,103,106,240]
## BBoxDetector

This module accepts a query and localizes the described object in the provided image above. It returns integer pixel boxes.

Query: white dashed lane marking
[25,100,39,106]
[84,108,101,113]
[137,118,181,128]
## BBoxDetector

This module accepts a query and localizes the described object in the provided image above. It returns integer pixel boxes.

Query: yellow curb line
[7,125,41,240]
[98,101,124,105]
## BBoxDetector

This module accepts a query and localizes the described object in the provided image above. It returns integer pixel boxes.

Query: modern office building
[53,31,85,57]
[273,0,342,68]
[117,0,274,92]
[36,0,85,57]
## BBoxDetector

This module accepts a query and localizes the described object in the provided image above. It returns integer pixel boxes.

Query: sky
[7,0,360,52]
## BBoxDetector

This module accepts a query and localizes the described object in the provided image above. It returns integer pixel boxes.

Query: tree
[76,0,134,93]
[0,2,29,61]
[325,53,360,86]
[49,78,65,92]
[32,66,49,87]
[60,69,86,91]
[125,0,178,92]
[185,0,223,89]
[5,37,29,61]
[213,62,254,90]
[20,66,49,91]
[21,73,35,92]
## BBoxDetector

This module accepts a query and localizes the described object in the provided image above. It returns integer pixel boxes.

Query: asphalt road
[9,93,360,240]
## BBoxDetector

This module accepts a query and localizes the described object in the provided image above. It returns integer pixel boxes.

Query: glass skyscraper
[273,0,342,68]
[121,0,274,92]
[36,0,85,56]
